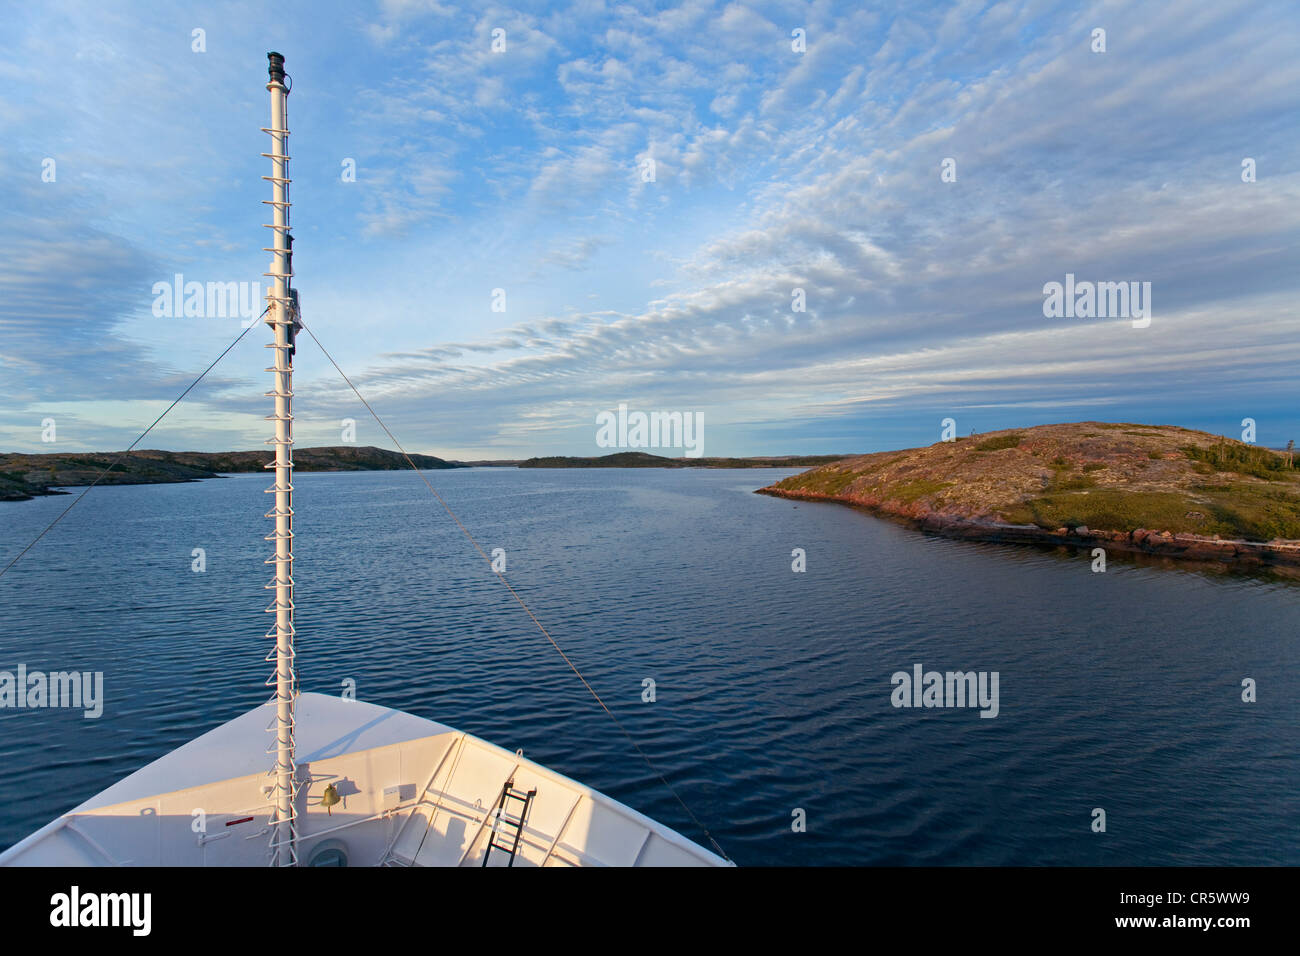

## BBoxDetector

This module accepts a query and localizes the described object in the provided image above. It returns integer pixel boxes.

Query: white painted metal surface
[261,51,298,867]
[0,695,729,867]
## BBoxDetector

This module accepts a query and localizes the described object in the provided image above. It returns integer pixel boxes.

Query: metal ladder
[482,779,536,867]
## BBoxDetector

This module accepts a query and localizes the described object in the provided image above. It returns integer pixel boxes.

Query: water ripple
[0,468,1296,864]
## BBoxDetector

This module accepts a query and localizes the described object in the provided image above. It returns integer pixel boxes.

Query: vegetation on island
[758,422,1300,551]
[0,446,462,501]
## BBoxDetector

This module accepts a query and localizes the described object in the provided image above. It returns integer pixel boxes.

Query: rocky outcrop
[0,446,463,501]
[758,422,1300,569]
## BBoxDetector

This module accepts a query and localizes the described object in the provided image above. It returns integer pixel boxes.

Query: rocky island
[758,423,1300,569]
[518,451,844,468]
[0,446,463,501]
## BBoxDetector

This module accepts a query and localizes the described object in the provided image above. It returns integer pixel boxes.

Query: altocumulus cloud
[1,0,1297,457]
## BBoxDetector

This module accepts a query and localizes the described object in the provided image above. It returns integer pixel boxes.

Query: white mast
[262,51,298,867]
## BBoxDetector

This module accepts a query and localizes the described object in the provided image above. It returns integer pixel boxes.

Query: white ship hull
[0,693,729,867]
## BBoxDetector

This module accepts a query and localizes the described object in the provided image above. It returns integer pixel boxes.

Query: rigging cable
[296,316,732,863]
[0,312,264,584]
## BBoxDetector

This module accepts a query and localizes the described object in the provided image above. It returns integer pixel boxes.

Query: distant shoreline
[0,446,462,502]
[511,451,844,469]
[0,447,832,501]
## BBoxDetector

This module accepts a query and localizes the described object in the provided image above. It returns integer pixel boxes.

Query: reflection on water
[1,468,1296,864]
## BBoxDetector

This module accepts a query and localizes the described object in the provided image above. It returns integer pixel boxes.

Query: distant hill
[0,446,463,501]
[758,422,1300,568]
[518,451,846,468]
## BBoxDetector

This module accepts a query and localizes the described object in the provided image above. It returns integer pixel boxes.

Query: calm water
[0,468,1296,864]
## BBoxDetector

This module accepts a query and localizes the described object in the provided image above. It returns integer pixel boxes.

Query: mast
[262,51,298,867]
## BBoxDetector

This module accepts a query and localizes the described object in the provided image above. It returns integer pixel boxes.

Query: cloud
[1,0,1297,458]
[535,234,612,271]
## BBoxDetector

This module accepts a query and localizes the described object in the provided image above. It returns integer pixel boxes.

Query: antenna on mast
[262,50,298,867]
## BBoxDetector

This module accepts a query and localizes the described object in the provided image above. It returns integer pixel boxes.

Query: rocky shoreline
[757,486,1300,569]
[0,445,463,502]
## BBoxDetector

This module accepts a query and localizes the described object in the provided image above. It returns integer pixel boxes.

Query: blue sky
[1,0,1297,459]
